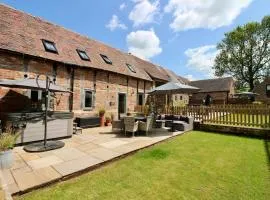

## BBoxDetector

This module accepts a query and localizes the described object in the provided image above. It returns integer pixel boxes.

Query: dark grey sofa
[155,114,194,131]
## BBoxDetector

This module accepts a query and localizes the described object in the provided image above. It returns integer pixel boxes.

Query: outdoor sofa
[156,114,194,131]
[74,116,100,128]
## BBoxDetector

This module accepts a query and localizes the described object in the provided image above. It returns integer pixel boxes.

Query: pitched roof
[177,75,190,84]
[157,67,190,84]
[189,77,234,93]
[129,55,169,81]
[0,4,152,81]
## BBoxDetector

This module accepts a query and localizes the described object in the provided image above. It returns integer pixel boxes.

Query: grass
[17,131,270,200]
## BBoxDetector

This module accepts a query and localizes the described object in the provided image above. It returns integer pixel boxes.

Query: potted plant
[0,130,19,169]
[105,115,112,126]
[98,108,106,127]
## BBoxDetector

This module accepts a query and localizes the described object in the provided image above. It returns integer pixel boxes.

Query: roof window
[42,39,58,53]
[126,63,136,73]
[77,49,90,61]
[100,54,112,64]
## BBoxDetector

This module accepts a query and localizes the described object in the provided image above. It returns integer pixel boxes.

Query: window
[180,95,183,100]
[266,84,270,97]
[137,93,144,106]
[42,39,58,53]
[77,49,90,61]
[100,54,112,64]
[29,90,54,111]
[31,90,39,103]
[175,95,178,101]
[84,90,93,109]
[126,63,136,73]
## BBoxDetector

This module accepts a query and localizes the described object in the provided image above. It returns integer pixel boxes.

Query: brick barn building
[189,77,235,105]
[0,4,169,118]
[253,77,270,104]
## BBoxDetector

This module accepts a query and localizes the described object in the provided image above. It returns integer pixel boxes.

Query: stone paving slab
[12,166,61,191]
[19,153,40,162]
[86,147,121,161]
[53,155,103,176]
[0,170,15,186]
[27,155,63,170]
[76,142,100,152]
[6,182,19,194]
[99,139,128,149]
[51,147,87,162]
[0,126,184,195]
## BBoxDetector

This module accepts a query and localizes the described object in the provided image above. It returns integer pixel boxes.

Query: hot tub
[1,111,73,144]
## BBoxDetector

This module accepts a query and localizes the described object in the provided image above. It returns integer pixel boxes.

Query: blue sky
[1,0,270,80]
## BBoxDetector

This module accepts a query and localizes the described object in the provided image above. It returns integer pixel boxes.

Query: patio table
[134,116,146,122]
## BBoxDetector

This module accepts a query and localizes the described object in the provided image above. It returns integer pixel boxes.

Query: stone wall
[195,123,269,139]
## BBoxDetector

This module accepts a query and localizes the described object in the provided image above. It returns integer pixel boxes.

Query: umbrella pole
[23,75,65,152]
[44,76,49,146]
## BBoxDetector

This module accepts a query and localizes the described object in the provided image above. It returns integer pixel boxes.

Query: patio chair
[124,116,138,137]
[112,119,124,132]
[138,116,154,136]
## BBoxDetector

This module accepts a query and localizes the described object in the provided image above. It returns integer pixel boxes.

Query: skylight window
[77,49,90,61]
[126,63,136,73]
[42,39,58,53]
[100,54,112,64]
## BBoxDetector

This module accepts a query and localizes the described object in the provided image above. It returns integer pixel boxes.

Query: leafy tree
[214,16,270,91]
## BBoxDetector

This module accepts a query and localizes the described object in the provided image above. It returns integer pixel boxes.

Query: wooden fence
[135,104,270,129]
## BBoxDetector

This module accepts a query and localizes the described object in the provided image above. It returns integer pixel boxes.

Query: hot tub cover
[0,78,70,92]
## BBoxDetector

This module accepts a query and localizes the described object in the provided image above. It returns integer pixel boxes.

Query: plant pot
[0,150,13,169]
[100,114,105,127]
[105,120,112,126]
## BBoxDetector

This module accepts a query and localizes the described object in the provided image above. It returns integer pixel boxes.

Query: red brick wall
[190,91,229,104]
[0,51,71,112]
[0,51,153,117]
[253,77,270,104]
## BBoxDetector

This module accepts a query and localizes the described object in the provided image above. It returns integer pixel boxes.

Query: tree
[214,16,270,91]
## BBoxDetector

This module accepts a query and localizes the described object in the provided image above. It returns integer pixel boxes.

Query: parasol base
[23,141,65,152]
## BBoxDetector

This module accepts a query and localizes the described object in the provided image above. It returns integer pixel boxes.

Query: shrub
[98,108,106,116]
[105,115,111,121]
[0,131,19,152]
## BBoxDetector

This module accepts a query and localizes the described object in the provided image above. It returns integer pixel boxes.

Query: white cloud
[106,15,127,31]
[129,0,160,27]
[164,0,253,31]
[185,74,195,81]
[126,29,162,60]
[184,45,219,77]
[119,3,126,11]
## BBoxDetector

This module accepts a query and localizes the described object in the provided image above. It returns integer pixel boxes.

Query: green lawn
[18,131,270,200]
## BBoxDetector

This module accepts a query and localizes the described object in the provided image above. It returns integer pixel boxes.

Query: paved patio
[0,127,184,196]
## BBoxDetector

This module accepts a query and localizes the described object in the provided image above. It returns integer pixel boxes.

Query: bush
[105,115,111,121]
[98,108,106,116]
[0,131,19,152]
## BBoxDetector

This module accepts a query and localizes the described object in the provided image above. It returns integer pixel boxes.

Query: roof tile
[0,4,153,81]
